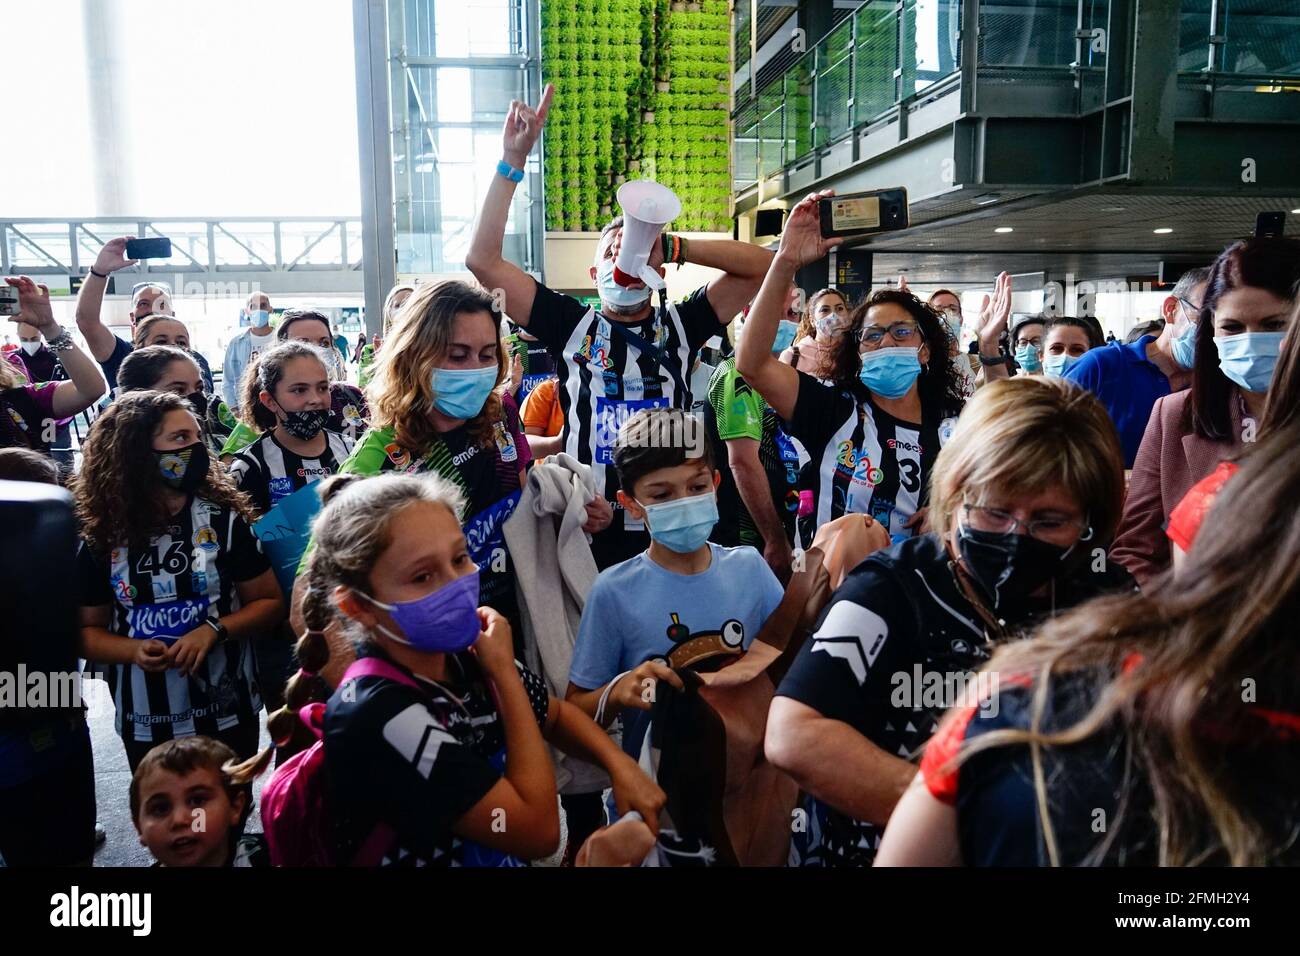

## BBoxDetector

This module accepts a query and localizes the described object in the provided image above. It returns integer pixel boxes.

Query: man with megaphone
[469,83,775,571]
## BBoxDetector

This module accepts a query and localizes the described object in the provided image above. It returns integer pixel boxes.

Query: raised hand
[502,83,554,169]
[4,276,57,334]
[92,236,138,276]
[975,271,1013,352]
[776,190,842,269]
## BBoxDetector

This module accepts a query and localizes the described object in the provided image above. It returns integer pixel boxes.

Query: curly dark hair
[824,288,965,417]
[74,390,258,551]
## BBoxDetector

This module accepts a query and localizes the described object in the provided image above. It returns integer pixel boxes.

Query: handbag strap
[604,301,690,401]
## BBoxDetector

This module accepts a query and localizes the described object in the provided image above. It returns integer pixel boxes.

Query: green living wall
[540,0,731,232]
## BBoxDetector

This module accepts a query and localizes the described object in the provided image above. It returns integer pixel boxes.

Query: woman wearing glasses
[764,375,1134,866]
[737,191,965,549]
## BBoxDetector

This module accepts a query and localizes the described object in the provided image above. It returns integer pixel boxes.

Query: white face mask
[596,255,652,311]
[20,341,41,356]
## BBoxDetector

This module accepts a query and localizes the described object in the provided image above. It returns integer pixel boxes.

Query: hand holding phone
[818,188,910,239]
[125,237,173,260]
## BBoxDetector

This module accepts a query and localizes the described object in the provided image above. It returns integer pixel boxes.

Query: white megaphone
[613,179,681,293]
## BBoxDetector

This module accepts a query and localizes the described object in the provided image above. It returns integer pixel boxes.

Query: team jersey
[219,382,369,458]
[75,496,268,745]
[776,533,1135,866]
[704,357,798,549]
[0,382,58,451]
[338,396,530,619]
[508,335,557,401]
[324,645,551,867]
[229,429,355,513]
[784,371,941,547]
[922,668,1300,866]
[525,280,724,567]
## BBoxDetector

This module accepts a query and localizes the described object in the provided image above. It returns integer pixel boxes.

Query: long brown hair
[951,417,1300,865]
[1188,237,1300,440]
[366,279,505,454]
[1258,296,1300,438]
[238,341,331,432]
[74,390,257,551]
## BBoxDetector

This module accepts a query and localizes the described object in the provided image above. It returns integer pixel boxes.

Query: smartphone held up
[818,188,910,240]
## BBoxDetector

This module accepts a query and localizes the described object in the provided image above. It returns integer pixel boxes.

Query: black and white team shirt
[229,429,355,513]
[784,371,942,548]
[324,645,551,867]
[525,280,725,564]
[76,496,268,745]
[776,533,1136,866]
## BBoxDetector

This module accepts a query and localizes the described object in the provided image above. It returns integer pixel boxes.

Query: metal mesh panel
[1222,0,1300,76]
[814,19,855,147]
[980,0,1082,67]
[856,1,898,121]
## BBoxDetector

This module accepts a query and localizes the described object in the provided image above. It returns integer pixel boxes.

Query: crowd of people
[2,83,1298,868]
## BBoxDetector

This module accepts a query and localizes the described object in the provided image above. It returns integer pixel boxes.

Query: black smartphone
[126,237,173,260]
[819,188,909,239]
[1255,212,1285,239]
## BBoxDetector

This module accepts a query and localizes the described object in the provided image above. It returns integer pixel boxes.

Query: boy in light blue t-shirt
[566,407,784,730]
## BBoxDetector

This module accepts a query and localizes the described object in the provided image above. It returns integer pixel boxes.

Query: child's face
[362,501,475,606]
[134,765,244,867]
[619,460,719,521]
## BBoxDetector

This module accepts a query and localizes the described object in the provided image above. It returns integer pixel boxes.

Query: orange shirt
[521,376,563,438]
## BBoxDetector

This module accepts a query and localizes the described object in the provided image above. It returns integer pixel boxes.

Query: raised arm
[466,84,554,326]
[974,272,1013,383]
[735,191,840,420]
[6,277,106,417]
[76,237,137,362]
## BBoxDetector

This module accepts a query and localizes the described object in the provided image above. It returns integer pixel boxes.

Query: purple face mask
[357,571,482,653]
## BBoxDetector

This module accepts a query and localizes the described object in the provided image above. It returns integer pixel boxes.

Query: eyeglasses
[857,322,920,347]
[961,503,1093,543]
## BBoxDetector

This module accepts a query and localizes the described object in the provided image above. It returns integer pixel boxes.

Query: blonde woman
[765,376,1134,866]
[878,415,1300,866]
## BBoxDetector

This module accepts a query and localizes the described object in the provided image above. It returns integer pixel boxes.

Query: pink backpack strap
[342,656,421,690]
[297,702,327,740]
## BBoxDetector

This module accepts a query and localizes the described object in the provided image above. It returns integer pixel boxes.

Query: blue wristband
[496,160,525,183]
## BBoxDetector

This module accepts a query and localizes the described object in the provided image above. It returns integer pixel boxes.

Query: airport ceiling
[838,189,1300,287]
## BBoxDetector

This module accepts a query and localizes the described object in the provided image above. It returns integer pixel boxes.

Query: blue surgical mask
[249,309,271,329]
[772,320,798,353]
[637,491,718,554]
[1172,322,1197,370]
[356,571,482,653]
[1214,331,1285,393]
[1014,343,1042,373]
[596,256,652,311]
[858,346,922,399]
[1042,352,1081,379]
[430,365,499,420]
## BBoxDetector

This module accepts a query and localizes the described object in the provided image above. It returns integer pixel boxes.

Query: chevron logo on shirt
[810,600,889,686]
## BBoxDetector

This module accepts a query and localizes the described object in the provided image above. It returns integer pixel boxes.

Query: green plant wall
[540,0,732,232]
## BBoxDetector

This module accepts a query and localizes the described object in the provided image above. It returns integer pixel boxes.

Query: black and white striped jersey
[76,496,269,745]
[785,372,941,548]
[524,280,724,566]
[229,429,354,513]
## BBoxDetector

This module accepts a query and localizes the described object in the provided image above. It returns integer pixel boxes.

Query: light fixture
[1292,208,1300,214]
[994,227,1013,233]
[1153,227,1173,234]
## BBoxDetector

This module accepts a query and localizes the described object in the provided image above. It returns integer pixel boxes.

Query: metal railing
[733,0,1299,192]
[1,217,364,276]
[733,0,962,191]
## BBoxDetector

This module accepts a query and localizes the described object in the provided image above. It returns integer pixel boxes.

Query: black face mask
[278,407,330,441]
[153,441,210,493]
[957,526,1074,612]
[185,390,210,418]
